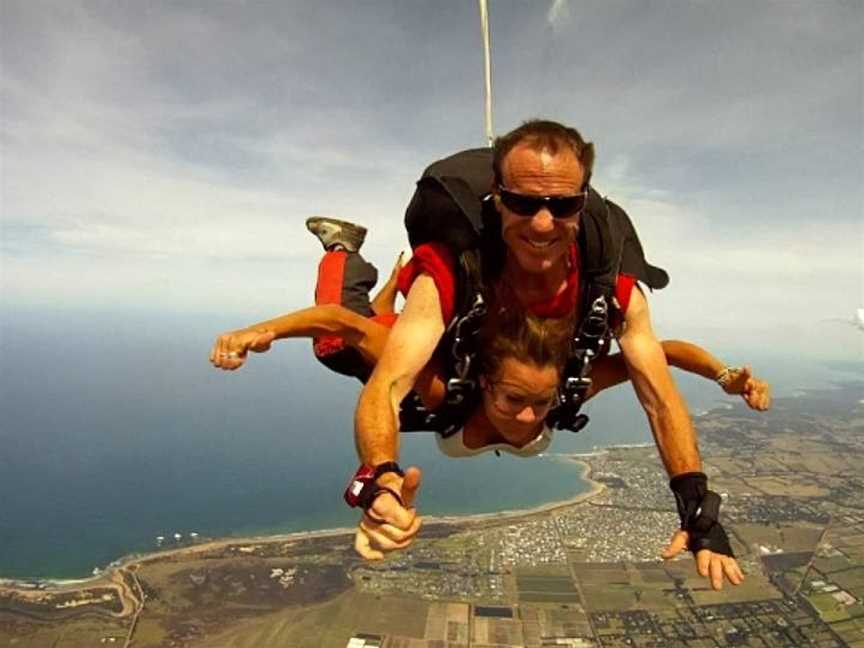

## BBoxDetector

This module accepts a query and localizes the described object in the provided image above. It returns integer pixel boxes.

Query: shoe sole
[306,216,367,234]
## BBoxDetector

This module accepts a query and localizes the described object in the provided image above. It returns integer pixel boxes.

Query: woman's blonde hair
[476,299,574,381]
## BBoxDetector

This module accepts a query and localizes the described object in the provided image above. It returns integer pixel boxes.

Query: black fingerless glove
[670,472,734,557]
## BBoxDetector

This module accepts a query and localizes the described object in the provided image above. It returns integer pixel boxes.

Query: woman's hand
[209,329,276,370]
[720,366,772,411]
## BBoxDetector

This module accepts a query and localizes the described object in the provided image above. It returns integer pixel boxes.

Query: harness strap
[399,253,486,437]
[436,254,487,436]
[547,281,615,432]
[546,192,626,433]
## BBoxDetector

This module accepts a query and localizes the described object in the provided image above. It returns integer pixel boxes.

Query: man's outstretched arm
[617,289,701,476]
[353,273,445,560]
[617,288,744,590]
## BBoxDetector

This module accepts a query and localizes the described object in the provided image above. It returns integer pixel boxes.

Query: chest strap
[547,282,614,433]
[398,290,486,437]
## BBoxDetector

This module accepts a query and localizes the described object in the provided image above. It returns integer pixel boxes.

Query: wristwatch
[344,462,404,510]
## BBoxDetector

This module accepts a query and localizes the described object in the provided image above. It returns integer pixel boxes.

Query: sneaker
[305,216,367,253]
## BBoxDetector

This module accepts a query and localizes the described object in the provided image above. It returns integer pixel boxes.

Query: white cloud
[547,0,571,31]
[1,1,861,340]
[598,174,863,350]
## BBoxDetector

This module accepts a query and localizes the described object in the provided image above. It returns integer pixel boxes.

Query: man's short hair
[492,119,595,190]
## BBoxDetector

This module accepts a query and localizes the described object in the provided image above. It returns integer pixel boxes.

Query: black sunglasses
[497,186,588,219]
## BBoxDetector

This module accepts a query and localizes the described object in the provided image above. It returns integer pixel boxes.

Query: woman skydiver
[210,217,771,456]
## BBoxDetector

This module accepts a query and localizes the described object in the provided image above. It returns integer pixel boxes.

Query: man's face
[496,143,585,275]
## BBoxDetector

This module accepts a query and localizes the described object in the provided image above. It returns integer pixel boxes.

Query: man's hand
[354,467,423,560]
[663,529,745,590]
[209,329,276,370]
[720,366,772,411]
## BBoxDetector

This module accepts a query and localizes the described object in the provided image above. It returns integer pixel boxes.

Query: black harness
[546,284,613,433]
[398,148,668,437]
[397,260,488,438]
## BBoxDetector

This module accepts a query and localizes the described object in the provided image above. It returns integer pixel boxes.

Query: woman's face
[480,356,560,443]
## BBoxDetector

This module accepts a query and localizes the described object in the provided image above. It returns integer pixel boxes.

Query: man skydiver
[351,119,745,590]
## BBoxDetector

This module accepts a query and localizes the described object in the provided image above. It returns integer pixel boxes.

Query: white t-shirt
[435,425,555,458]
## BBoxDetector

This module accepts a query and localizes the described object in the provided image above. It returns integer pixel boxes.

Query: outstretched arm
[353,274,446,559]
[210,304,390,370]
[617,290,701,476]
[588,340,771,410]
[660,341,771,410]
[618,288,743,590]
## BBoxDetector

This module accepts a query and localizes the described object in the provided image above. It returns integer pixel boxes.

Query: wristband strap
[669,471,734,557]
[363,463,405,514]
[372,461,404,482]
[362,486,405,522]
[669,471,708,528]
[344,462,404,510]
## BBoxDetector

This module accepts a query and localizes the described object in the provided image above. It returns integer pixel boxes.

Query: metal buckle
[446,377,476,405]
[579,296,608,340]
[448,293,486,384]
[565,375,592,391]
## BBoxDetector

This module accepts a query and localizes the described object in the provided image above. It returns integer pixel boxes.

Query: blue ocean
[0,307,860,579]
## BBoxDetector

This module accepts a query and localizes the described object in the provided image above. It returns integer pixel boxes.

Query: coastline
[0,454,604,591]
[421,454,604,525]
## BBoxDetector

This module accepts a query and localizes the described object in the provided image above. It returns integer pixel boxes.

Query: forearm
[620,290,701,477]
[640,384,702,476]
[353,273,445,467]
[590,341,725,400]
[585,353,629,399]
[355,374,403,466]
[239,305,367,342]
[661,340,725,381]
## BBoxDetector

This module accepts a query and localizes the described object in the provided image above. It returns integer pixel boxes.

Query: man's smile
[524,237,558,249]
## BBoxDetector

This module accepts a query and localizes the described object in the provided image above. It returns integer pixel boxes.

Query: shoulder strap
[577,188,620,289]
[400,262,486,438]
[550,190,668,432]
[399,150,496,436]
[546,279,615,433]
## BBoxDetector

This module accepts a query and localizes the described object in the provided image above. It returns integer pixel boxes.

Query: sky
[1,1,862,355]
